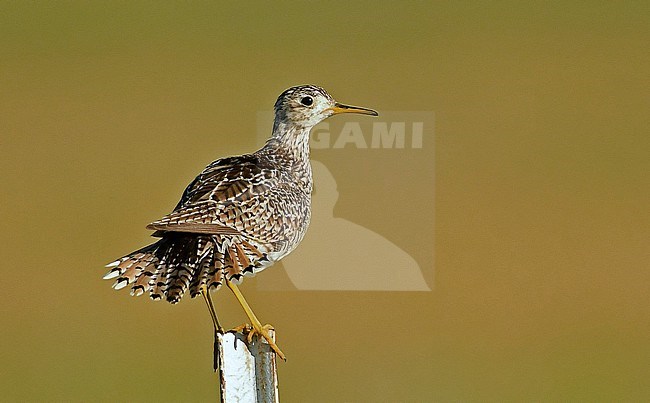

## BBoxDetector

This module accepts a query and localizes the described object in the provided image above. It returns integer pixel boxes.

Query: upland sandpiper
[104,85,378,361]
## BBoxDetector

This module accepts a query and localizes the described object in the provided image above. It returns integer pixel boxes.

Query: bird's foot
[231,323,286,361]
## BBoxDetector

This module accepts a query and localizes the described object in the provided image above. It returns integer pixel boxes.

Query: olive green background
[1,2,648,401]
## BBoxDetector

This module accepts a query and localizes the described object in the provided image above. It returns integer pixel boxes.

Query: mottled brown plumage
[103,85,377,360]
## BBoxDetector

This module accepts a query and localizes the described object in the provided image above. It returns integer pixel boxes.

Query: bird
[103,84,378,363]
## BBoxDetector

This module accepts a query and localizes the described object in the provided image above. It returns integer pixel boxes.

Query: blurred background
[1,2,648,401]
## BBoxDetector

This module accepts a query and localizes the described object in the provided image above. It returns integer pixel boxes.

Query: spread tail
[103,234,270,303]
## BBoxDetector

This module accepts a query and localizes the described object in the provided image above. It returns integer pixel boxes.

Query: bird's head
[273,85,378,128]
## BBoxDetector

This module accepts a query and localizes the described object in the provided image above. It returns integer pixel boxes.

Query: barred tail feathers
[103,234,270,303]
[103,243,159,293]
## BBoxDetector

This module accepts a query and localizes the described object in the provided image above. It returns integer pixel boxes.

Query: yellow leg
[226,279,286,361]
[201,287,224,371]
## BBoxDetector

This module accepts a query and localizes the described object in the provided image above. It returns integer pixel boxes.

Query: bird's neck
[263,121,312,166]
[258,120,313,194]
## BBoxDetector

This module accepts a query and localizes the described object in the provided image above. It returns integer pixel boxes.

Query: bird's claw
[231,323,286,361]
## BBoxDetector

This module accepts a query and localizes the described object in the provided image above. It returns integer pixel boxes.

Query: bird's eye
[300,96,313,106]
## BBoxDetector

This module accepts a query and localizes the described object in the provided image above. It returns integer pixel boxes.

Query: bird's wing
[146,203,242,234]
[147,155,278,235]
[178,155,276,205]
